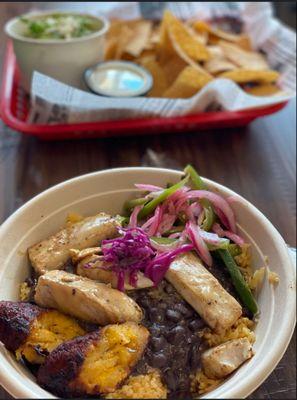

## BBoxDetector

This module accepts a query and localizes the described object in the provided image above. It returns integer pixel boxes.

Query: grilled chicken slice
[0,301,85,364]
[201,338,253,379]
[37,322,149,397]
[166,252,242,332]
[28,213,120,275]
[34,270,143,325]
[76,254,154,290]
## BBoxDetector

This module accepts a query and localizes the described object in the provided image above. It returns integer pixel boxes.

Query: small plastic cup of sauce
[84,61,153,97]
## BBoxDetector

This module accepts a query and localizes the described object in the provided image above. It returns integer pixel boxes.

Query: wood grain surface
[0,2,296,399]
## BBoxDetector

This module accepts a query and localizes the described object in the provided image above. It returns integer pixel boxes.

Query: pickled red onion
[186,222,212,266]
[187,190,236,232]
[212,223,245,246]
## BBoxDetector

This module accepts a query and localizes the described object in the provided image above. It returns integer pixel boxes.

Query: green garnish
[228,243,242,257]
[19,13,99,40]
[150,236,177,245]
[184,164,215,231]
[138,175,189,220]
[124,197,148,214]
[217,249,258,315]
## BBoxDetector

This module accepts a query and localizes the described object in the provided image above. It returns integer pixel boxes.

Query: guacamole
[20,13,100,40]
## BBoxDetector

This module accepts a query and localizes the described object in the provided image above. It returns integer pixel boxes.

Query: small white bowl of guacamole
[5,11,109,91]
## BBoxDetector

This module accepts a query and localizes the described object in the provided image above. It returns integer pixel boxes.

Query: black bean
[165,370,178,391]
[174,303,194,318]
[164,283,175,294]
[150,352,167,368]
[166,309,181,322]
[166,326,185,344]
[150,336,166,351]
[189,333,201,345]
[188,318,205,331]
[190,345,201,369]
[149,307,163,323]
[149,325,161,337]
[136,296,150,308]
[159,302,168,310]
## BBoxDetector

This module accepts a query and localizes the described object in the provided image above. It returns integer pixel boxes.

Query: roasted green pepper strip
[207,238,230,251]
[117,215,129,227]
[150,237,177,245]
[138,176,189,220]
[201,200,215,231]
[124,197,148,214]
[217,249,258,315]
[163,225,185,236]
[184,165,215,231]
[228,243,242,257]
[184,164,206,189]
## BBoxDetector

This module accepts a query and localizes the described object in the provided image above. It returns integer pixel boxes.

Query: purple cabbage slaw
[100,170,245,291]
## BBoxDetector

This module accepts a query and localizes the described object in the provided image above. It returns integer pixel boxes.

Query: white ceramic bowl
[5,10,109,91]
[0,167,295,399]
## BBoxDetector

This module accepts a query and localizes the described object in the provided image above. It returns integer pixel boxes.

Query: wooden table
[0,2,296,399]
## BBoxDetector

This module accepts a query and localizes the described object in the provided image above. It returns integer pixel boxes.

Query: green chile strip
[124,197,148,213]
[217,249,258,315]
[150,237,177,245]
[138,176,189,220]
[184,165,215,231]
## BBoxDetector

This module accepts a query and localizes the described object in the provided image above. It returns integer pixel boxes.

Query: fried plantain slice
[0,301,85,364]
[37,322,149,397]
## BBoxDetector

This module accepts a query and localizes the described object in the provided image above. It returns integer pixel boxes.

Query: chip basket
[0,41,287,141]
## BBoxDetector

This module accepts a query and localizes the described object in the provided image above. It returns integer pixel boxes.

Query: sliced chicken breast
[201,338,253,379]
[76,254,154,290]
[28,213,119,275]
[166,252,242,332]
[34,270,143,325]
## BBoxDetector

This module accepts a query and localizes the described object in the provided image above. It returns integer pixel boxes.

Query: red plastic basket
[0,41,287,141]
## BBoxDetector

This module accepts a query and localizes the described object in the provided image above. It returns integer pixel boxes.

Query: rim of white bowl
[0,167,295,399]
[5,10,109,44]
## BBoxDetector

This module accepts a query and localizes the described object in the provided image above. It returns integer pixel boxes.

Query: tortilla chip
[137,49,157,61]
[105,37,118,60]
[244,83,282,96]
[108,20,126,38]
[124,20,152,57]
[157,11,177,63]
[139,58,169,97]
[165,11,210,62]
[207,45,224,59]
[105,20,126,60]
[204,57,237,75]
[193,20,241,42]
[145,25,160,50]
[219,41,269,70]
[219,69,280,84]
[161,55,189,86]
[236,34,253,51]
[192,20,210,33]
[114,25,135,59]
[163,66,213,98]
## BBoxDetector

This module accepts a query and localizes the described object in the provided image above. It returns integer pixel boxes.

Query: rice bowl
[0,167,295,398]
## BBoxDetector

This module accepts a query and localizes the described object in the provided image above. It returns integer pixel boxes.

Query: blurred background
[0,2,295,78]
[274,1,296,29]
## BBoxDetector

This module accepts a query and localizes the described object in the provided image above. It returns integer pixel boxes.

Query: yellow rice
[105,369,167,399]
[202,317,256,347]
[191,245,258,396]
[268,271,279,285]
[191,370,223,395]
[19,282,31,301]
[235,244,266,289]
